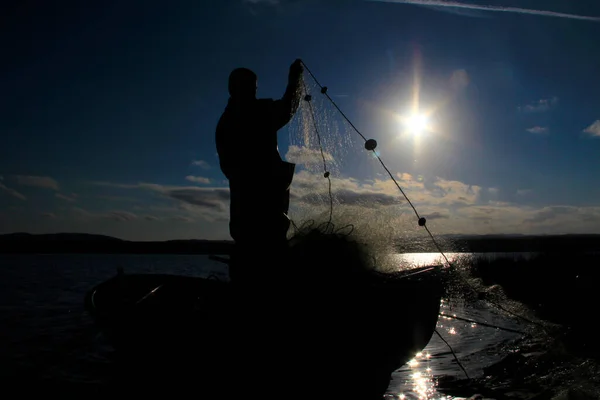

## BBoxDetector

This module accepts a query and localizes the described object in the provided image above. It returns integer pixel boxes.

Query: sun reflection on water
[386,274,526,400]
[387,299,486,399]
[388,351,440,399]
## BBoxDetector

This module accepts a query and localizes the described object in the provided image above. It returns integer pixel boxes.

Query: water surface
[0,253,579,398]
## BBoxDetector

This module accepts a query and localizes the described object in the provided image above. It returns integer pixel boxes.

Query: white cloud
[15,175,59,190]
[526,126,548,134]
[89,168,600,237]
[185,175,211,184]
[518,97,558,113]
[583,120,600,137]
[427,212,449,220]
[287,170,600,235]
[0,183,27,201]
[191,160,210,169]
[285,145,334,166]
[288,170,485,217]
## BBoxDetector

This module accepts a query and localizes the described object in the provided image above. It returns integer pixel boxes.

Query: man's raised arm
[272,59,304,131]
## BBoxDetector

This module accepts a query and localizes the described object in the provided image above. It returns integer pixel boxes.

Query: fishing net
[284,67,430,274]
[283,63,555,337]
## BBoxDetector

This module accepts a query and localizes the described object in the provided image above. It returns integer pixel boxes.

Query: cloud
[523,206,572,224]
[185,175,211,184]
[55,193,77,202]
[173,216,194,222]
[395,173,484,206]
[0,183,27,201]
[290,170,400,208]
[290,169,483,212]
[519,206,600,233]
[72,207,139,222]
[286,169,600,235]
[168,188,229,212]
[92,181,164,190]
[191,160,210,169]
[41,212,57,219]
[95,195,138,202]
[518,97,559,113]
[583,120,600,137]
[106,211,137,222]
[295,188,399,206]
[449,203,600,235]
[422,4,489,18]
[14,175,59,190]
[285,145,335,166]
[144,215,160,221]
[426,212,449,220]
[367,1,600,22]
[526,126,548,134]
[91,181,231,220]
[88,169,600,237]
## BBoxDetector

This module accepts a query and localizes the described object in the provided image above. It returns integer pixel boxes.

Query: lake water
[0,253,595,398]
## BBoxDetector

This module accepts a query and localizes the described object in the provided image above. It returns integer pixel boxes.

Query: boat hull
[85,266,444,398]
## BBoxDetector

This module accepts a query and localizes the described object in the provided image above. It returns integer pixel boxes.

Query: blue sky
[1,0,600,240]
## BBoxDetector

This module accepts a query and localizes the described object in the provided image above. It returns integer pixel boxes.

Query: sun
[404,113,429,135]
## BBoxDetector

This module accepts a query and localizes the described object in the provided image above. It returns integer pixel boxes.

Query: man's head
[228,68,257,99]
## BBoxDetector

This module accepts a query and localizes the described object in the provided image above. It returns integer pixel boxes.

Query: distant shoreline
[1,232,600,255]
[0,233,235,255]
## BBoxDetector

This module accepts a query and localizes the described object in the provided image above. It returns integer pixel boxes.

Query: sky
[1,0,600,241]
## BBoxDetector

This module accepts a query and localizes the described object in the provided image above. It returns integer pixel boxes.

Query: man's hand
[289,59,304,79]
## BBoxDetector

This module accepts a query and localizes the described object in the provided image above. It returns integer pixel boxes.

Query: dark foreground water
[0,253,598,399]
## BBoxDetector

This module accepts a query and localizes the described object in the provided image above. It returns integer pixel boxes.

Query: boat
[84,235,446,399]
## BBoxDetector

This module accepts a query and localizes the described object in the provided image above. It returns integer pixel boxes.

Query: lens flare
[404,113,429,135]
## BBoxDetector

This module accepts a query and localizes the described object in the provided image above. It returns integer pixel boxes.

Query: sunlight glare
[404,113,429,135]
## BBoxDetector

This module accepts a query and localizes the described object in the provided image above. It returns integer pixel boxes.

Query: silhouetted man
[216,59,303,282]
